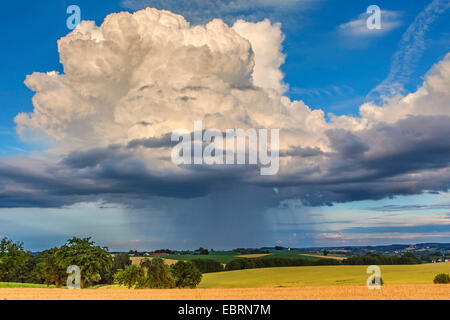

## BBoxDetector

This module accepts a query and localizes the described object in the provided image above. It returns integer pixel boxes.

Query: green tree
[0,237,30,282]
[113,253,132,272]
[140,258,175,288]
[99,253,133,284]
[114,264,145,288]
[55,237,112,288]
[191,259,224,273]
[37,248,67,287]
[170,261,202,288]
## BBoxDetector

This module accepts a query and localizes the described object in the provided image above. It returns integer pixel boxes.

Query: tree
[101,253,133,284]
[14,252,38,283]
[170,261,202,288]
[113,253,132,271]
[195,247,209,255]
[140,258,175,288]
[323,250,329,256]
[0,237,30,282]
[55,237,112,288]
[37,248,67,287]
[114,264,146,289]
[191,259,224,273]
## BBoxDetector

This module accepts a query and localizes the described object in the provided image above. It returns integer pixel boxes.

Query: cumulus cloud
[232,19,287,94]
[2,7,450,221]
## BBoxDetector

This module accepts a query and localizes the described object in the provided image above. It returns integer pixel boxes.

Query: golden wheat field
[0,285,448,300]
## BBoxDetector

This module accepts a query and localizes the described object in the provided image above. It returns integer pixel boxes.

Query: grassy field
[0,282,55,288]
[199,263,450,288]
[263,251,323,261]
[138,252,238,264]
[139,250,325,264]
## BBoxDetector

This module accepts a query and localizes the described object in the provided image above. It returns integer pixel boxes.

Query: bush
[171,261,202,288]
[191,259,224,273]
[433,273,450,284]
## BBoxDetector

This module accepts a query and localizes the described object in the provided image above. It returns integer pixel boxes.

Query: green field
[152,251,239,264]
[0,282,55,288]
[263,251,323,261]
[199,263,450,288]
[147,250,324,264]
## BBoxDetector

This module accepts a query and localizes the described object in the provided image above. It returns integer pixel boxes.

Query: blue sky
[0,0,449,251]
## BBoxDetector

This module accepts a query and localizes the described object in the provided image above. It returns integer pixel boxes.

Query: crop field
[0,264,448,300]
[0,285,447,300]
[199,263,450,288]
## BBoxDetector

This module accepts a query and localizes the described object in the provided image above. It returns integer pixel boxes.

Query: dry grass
[0,285,448,300]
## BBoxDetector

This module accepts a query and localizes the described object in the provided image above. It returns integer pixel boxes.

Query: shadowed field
[0,285,448,300]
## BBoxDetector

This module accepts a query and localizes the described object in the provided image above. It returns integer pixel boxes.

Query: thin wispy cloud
[338,10,402,37]
[368,0,450,100]
[290,85,355,98]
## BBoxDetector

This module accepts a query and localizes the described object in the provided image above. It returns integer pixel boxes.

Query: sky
[0,0,449,251]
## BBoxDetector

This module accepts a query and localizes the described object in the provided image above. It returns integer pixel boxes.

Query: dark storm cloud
[0,115,449,208]
[0,146,247,208]
[280,146,325,158]
[271,115,450,205]
[127,133,174,149]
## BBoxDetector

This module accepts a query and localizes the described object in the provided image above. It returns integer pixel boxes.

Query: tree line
[342,252,422,265]
[0,237,202,289]
[225,257,341,271]
[224,253,422,271]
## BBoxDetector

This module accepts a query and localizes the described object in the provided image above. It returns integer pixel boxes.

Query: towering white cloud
[232,19,287,94]
[4,7,450,211]
[14,8,326,158]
